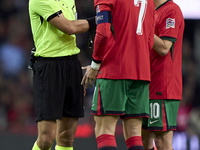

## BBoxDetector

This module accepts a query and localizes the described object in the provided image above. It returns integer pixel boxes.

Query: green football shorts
[91,79,150,119]
[142,99,180,131]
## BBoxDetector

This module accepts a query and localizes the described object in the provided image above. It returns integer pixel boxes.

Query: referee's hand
[81,65,98,89]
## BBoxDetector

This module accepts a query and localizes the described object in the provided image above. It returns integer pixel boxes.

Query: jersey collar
[156,0,172,11]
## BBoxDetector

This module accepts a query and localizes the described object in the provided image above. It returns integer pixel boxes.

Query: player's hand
[81,65,98,89]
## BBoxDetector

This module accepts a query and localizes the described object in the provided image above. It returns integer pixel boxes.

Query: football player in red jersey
[82,0,155,149]
[142,0,185,150]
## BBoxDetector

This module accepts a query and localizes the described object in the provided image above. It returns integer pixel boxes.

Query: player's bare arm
[49,13,91,35]
[153,34,173,56]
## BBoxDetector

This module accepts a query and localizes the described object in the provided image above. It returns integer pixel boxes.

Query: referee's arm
[49,13,95,35]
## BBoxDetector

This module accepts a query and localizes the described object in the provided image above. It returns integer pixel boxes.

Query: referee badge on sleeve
[166,18,175,29]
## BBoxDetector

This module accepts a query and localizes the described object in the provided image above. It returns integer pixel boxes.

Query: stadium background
[0,0,200,150]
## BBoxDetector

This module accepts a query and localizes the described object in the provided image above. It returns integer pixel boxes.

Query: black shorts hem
[36,114,84,122]
[63,114,84,118]
[36,116,61,122]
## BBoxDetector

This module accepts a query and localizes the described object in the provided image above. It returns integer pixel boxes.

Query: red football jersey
[149,0,184,99]
[92,0,155,81]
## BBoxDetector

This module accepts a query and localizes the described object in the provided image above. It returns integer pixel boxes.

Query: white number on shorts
[134,0,147,35]
[150,102,160,119]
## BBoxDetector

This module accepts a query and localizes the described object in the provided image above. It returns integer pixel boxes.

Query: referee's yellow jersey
[29,0,80,57]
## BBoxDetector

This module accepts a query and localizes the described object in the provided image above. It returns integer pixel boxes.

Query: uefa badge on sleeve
[96,5,100,13]
[166,18,175,29]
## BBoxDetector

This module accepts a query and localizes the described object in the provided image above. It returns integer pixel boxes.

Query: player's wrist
[86,17,96,31]
[91,60,101,70]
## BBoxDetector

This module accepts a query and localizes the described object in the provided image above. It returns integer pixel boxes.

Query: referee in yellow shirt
[29,0,95,150]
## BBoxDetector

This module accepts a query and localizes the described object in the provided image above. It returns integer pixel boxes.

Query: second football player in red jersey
[142,0,185,150]
[82,0,155,149]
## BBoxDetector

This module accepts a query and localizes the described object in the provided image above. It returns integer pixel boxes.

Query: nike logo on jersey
[149,120,158,124]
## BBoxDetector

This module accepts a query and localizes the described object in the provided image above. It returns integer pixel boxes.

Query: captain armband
[96,11,112,25]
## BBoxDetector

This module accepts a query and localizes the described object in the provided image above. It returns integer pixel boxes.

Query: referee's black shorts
[33,55,84,122]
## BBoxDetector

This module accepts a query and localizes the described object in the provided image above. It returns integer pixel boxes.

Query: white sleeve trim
[91,61,101,70]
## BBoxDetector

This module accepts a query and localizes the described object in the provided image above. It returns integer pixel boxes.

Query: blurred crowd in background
[0,0,200,149]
